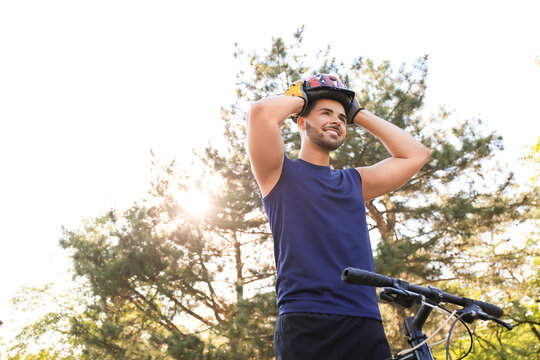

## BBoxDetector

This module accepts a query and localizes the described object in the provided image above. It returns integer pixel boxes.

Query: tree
[4,28,538,359]
[55,169,277,359]
[432,137,540,359]
[4,284,83,360]
[233,28,537,351]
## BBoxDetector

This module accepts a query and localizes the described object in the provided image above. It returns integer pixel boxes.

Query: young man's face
[299,99,347,152]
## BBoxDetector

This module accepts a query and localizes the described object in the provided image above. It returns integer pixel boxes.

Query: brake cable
[395,302,457,358]
[446,311,473,360]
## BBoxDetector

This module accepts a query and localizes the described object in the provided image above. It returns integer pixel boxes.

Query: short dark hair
[301,99,320,118]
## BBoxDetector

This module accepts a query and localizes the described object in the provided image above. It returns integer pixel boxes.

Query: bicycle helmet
[294,74,356,121]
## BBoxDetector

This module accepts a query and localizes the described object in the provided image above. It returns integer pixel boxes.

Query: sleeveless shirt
[262,156,381,320]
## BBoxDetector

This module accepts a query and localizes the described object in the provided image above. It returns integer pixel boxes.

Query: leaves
[4,28,538,360]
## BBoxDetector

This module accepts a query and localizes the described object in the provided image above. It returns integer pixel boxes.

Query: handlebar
[342,267,504,318]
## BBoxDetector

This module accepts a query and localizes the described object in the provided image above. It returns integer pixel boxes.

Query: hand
[347,93,364,124]
[285,79,308,122]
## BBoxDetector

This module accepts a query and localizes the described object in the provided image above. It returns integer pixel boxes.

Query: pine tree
[4,28,537,359]
[215,27,537,353]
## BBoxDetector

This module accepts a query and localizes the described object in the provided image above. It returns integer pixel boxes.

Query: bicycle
[341,267,513,360]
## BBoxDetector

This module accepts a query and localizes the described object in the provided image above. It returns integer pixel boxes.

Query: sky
[1,0,539,344]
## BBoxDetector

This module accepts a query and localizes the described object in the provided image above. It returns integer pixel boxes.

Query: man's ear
[297,116,306,130]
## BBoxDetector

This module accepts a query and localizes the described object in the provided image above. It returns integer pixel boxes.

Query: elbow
[408,144,431,167]
[419,145,431,165]
[247,100,270,125]
[250,99,263,113]
[250,98,271,113]
[248,100,265,119]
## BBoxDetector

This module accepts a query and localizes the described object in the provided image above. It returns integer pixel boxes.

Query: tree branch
[365,200,390,240]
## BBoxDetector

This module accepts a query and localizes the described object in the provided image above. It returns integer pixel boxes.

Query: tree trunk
[232,230,244,302]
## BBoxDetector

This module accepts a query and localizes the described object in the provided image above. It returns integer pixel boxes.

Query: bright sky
[1,0,539,342]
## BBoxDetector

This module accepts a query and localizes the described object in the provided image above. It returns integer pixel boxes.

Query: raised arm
[246,95,304,197]
[354,110,431,201]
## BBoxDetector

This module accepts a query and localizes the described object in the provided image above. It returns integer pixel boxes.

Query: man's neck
[298,142,331,166]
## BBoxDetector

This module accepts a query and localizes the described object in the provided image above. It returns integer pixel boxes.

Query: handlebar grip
[341,268,394,287]
[342,268,505,319]
[473,299,504,318]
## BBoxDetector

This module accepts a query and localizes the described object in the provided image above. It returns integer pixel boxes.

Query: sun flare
[177,190,210,216]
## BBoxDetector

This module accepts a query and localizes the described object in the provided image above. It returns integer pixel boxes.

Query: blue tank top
[262,156,381,320]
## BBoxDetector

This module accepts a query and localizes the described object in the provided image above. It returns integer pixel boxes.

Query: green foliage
[4,285,83,360]
[232,27,537,356]
[56,180,275,358]
[4,28,538,359]
[216,293,276,359]
[164,333,204,360]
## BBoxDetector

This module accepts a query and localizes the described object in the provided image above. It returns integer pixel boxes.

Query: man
[246,74,431,359]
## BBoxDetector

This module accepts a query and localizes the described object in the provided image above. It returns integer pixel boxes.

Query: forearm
[249,95,304,127]
[354,110,431,160]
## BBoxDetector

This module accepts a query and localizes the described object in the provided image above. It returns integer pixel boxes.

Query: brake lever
[492,317,513,330]
[457,305,513,330]
[380,287,424,308]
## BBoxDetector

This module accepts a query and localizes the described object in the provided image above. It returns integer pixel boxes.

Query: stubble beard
[305,120,344,152]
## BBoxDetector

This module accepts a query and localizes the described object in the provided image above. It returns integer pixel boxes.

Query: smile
[323,127,340,136]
